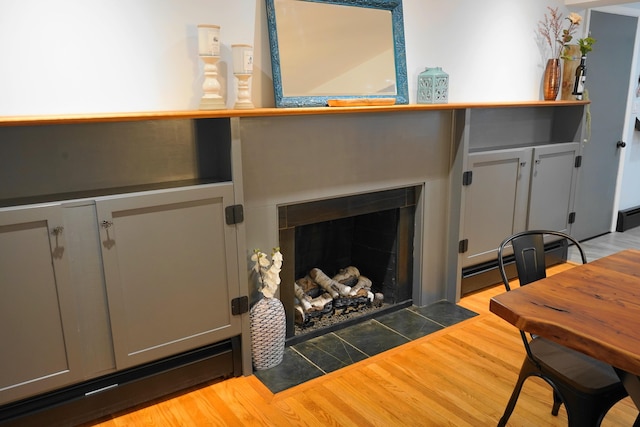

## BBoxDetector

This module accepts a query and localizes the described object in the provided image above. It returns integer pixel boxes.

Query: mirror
[266,0,408,107]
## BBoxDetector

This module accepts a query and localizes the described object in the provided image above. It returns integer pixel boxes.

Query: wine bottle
[572,55,587,100]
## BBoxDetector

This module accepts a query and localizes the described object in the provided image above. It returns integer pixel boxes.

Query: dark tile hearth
[254,301,477,393]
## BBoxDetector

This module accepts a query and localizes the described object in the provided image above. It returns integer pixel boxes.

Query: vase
[250,297,286,370]
[543,58,561,101]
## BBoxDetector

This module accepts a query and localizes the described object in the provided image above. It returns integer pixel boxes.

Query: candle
[197,24,220,56]
[232,44,253,74]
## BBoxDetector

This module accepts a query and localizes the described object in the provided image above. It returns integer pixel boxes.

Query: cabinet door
[96,184,241,369]
[461,148,532,268]
[527,143,579,233]
[0,204,82,405]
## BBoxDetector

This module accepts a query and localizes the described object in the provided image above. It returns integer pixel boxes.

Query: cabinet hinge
[225,204,244,225]
[458,239,469,253]
[231,296,249,315]
[568,212,576,224]
[574,155,582,168]
[462,171,473,186]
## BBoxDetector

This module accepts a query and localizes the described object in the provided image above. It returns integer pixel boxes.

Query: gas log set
[293,265,384,327]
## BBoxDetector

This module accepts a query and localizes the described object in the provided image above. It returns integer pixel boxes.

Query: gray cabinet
[0,184,242,405]
[0,204,83,404]
[97,184,242,369]
[461,143,579,269]
[461,148,531,268]
[527,143,579,232]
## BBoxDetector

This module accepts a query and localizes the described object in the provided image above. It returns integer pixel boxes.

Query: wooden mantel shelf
[0,100,589,127]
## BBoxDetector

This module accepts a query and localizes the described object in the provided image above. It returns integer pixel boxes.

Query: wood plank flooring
[88,262,638,426]
[89,229,640,426]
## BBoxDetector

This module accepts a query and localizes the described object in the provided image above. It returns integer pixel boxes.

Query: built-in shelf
[0,100,589,127]
[0,116,232,206]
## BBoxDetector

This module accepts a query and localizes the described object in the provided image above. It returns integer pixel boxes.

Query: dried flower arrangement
[538,7,582,60]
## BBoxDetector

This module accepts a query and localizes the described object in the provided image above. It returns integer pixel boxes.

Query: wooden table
[490,248,640,409]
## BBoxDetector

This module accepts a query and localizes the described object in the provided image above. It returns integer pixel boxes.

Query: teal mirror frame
[265,0,409,108]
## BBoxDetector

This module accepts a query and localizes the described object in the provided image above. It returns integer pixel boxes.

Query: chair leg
[552,389,562,416]
[498,377,526,427]
[498,358,537,427]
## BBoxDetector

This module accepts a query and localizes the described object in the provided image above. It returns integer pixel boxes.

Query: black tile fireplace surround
[278,186,418,343]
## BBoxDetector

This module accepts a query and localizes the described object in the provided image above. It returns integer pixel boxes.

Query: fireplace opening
[278,187,417,345]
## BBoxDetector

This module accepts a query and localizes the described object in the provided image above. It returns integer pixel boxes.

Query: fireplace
[239,111,456,362]
[278,186,417,343]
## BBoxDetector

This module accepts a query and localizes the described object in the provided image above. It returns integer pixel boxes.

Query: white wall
[620,70,640,210]
[0,0,257,115]
[1,0,576,116]
[404,0,568,103]
[601,4,640,212]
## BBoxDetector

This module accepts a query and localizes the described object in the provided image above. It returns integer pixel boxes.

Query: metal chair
[496,230,629,427]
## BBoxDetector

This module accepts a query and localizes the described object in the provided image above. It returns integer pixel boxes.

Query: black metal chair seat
[530,337,623,392]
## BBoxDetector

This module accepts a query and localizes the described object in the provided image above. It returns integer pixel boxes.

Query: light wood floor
[90,262,638,427]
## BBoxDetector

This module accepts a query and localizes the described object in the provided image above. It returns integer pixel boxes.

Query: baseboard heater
[616,205,640,232]
[461,240,568,295]
[0,336,242,427]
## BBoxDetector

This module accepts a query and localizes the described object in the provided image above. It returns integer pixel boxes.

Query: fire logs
[294,266,384,327]
[293,282,313,312]
[333,266,360,288]
[309,268,352,298]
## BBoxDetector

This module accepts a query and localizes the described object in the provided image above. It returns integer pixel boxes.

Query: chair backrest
[497,230,587,291]
[497,230,588,359]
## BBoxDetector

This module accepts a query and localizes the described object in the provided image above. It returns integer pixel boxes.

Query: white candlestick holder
[232,44,254,109]
[199,55,226,110]
[233,73,254,109]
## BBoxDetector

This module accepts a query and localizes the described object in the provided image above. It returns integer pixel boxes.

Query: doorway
[573,10,637,240]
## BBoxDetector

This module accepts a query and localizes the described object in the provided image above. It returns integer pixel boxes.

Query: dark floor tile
[411,300,478,327]
[253,347,323,393]
[254,303,479,393]
[375,308,443,339]
[333,319,409,357]
[293,333,368,373]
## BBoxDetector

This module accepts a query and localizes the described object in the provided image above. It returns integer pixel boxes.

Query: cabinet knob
[101,220,114,229]
[520,162,527,167]
[51,226,64,236]
[617,141,627,148]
